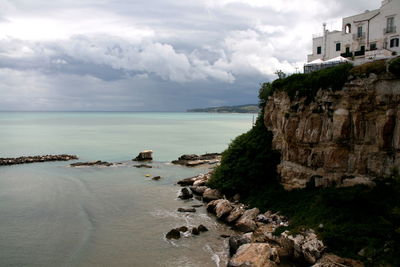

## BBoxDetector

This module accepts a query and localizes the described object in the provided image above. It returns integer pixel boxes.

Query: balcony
[353,32,366,40]
[341,52,353,58]
[384,26,396,34]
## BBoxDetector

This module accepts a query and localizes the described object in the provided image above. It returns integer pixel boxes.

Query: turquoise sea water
[0,112,254,267]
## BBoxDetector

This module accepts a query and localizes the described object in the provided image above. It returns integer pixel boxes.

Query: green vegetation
[208,62,400,265]
[349,59,386,77]
[187,104,259,113]
[389,57,400,77]
[259,63,353,104]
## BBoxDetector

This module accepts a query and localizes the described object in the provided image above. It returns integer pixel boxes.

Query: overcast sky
[0,0,379,111]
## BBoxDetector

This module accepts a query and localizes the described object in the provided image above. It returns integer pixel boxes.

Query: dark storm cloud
[0,0,383,111]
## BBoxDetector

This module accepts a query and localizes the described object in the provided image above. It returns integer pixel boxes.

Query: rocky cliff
[264,73,400,190]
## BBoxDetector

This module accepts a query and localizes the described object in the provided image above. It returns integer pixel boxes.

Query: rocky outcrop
[264,75,400,190]
[0,154,78,166]
[133,150,153,161]
[228,243,278,267]
[70,160,113,167]
[172,153,221,166]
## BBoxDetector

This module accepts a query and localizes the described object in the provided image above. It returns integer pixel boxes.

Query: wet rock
[152,176,161,180]
[229,235,252,256]
[70,160,113,167]
[135,164,152,168]
[215,199,234,219]
[202,188,222,202]
[235,208,259,233]
[198,224,208,232]
[177,176,197,186]
[166,229,181,239]
[189,186,208,196]
[177,207,196,213]
[191,227,200,235]
[191,204,203,208]
[133,150,153,161]
[178,187,193,200]
[220,234,231,238]
[0,154,78,166]
[172,153,221,166]
[229,243,277,267]
[177,226,188,232]
[206,199,220,213]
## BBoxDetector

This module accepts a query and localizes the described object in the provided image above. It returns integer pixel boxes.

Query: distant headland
[187,104,259,113]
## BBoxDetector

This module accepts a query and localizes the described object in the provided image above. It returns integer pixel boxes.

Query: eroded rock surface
[264,76,400,190]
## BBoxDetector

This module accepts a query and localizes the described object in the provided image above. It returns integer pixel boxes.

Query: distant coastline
[187,104,259,113]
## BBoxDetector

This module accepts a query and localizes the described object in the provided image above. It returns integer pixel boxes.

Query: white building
[307,0,400,64]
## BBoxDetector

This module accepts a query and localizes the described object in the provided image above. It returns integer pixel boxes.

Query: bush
[258,63,353,104]
[349,59,386,77]
[389,57,400,77]
[207,114,280,196]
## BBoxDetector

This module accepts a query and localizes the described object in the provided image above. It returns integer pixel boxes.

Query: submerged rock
[70,160,112,167]
[152,176,161,180]
[198,224,208,232]
[135,164,152,168]
[191,227,200,235]
[177,207,196,213]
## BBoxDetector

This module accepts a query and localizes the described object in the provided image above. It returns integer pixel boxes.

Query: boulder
[189,186,208,195]
[312,253,364,267]
[206,199,220,213]
[202,188,222,202]
[198,224,208,232]
[191,227,200,235]
[215,199,234,219]
[235,208,259,233]
[281,230,325,264]
[226,206,246,224]
[133,150,153,161]
[177,176,197,186]
[178,187,193,199]
[166,229,181,239]
[228,234,252,256]
[228,243,278,267]
[152,176,161,180]
[177,207,196,212]
[177,226,188,232]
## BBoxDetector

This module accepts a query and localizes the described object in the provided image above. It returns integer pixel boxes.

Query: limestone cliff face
[264,74,400,190]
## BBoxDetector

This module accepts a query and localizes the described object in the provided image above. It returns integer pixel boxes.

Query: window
[386,17,395,33]
[390,38,399,47]
[317,46,322,54]
[357,26,363,38]
[360,45,365,51]
[336,43,341,51]
[346,47,350,53]
[345,24,351,34]
[370,43,377,50]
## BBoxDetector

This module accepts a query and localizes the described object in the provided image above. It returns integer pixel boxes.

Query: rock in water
[198,224,208,232]
[152,176,161,180]
[133,150,153,161]
[191,227,200,235]
[166,229,181,239]
[229,235,252,256]
[177,207,196,212]
[177,226,188,232]
[178,187,193,199]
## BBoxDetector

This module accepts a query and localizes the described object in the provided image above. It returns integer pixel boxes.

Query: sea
[0,112,255,267]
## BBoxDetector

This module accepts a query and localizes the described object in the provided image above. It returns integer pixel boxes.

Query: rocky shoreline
[0,154,78,166]
[174,172,364,267]
[172,153,221,167]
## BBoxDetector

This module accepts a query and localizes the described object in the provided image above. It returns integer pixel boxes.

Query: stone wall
[264,74,400,190]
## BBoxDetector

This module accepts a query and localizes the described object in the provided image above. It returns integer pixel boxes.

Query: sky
[0,0,379,111]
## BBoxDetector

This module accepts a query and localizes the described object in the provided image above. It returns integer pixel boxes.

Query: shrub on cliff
[258,63,353,104]
[349,59,386,77]
[207,115,280,196]
[388,57,400,77]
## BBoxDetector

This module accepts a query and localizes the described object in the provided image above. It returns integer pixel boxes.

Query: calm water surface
[0,112,255,267]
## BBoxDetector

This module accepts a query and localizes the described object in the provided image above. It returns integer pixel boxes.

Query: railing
[384,26,396,34]
[341,52,353,58]
[353,32,366,40]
